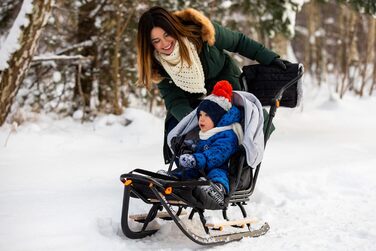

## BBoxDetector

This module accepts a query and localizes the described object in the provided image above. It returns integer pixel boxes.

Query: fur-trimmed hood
[173,8,216,46]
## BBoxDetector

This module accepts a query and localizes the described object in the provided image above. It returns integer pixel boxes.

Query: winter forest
[1,1,376,251]
[1,0,375,124]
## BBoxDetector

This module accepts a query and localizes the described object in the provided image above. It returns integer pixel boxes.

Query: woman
[137,6,285,163]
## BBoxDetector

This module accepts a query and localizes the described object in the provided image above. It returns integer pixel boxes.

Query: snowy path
[1,94,376,251]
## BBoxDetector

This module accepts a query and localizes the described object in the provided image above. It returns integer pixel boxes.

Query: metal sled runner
[119,63,304,245]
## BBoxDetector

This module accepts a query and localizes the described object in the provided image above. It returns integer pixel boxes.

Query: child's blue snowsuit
[175,106,242,193]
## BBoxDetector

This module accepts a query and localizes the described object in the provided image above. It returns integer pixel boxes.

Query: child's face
[198,111,214,132]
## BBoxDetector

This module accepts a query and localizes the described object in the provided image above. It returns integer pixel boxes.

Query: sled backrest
[226,62,304,203]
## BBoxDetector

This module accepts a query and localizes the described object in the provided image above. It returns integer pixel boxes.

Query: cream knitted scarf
[199,122,244,144]
[154,37,206,94]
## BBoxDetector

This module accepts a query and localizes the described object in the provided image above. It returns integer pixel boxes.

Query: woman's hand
[271,58,287,70]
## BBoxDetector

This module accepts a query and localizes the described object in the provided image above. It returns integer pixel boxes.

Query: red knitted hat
[212,80,233,102]
[196,80,233,126]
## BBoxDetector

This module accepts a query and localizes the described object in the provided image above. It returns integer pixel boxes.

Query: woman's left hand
[271,58,287,70]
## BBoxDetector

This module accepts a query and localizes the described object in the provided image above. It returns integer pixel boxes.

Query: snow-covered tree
[0,0,52,126]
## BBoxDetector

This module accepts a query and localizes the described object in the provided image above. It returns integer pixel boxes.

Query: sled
[119,63,304,245]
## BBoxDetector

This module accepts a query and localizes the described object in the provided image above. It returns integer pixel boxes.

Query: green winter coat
[157,20,278,122]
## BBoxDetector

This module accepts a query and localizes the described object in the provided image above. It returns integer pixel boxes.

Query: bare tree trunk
[335,5,346,93]
[359,17,375,96]
[314,2,325,86]
[339,8,358,98]
[305,1,318,84]
[76,1,97,114]
[111,3,134,115]
[111,0,123,115]
[347,11,360,93]
[112,9,122,115]
[271,33,289,59]
[338,6,349,97]
[75,63,86,123]
[370,60,376,96]
[370,28,376,96]
[0,0,52,126]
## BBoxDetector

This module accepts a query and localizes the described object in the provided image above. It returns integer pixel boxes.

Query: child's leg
[171,167,201,180]
[192,168,229,208]
[206,168,229,194]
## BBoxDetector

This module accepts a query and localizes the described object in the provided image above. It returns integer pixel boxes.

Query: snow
[0,0,33,71]
[283,0,309,37]
[32,54,87,62]
[52,71,62,82]
[1,82,376,250]
[220,1,233,9]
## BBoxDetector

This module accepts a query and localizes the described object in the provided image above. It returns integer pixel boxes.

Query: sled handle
[264,66,304,145]
[167,135,186,173]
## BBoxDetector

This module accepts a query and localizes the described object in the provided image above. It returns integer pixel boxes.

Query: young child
[177,80,243,207]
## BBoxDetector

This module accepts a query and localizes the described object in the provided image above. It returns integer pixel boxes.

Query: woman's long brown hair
[137,6,203,90]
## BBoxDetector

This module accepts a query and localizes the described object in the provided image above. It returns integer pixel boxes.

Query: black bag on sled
[240,62,303,108]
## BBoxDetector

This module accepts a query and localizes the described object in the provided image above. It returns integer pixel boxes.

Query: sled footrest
[129,210,187,222]
[148,198,188,206]
[205,218,258,231]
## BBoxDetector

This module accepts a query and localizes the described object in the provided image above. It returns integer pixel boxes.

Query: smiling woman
[136,6,286,163]
[150,27,176,55]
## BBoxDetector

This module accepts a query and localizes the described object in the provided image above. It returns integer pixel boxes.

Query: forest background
[0,0,375,125]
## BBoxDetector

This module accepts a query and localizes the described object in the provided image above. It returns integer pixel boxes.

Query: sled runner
[119,63,304,245]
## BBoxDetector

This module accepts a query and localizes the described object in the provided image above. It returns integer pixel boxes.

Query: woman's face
[198,111,214,133]
[151,27,176,55]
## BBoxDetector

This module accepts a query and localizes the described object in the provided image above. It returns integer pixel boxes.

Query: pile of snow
[1,84,376,250]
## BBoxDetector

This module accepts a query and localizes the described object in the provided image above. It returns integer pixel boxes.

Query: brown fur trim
[173,8,215,46]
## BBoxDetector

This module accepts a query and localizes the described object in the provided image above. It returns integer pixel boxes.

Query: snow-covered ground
[1,84,376,251]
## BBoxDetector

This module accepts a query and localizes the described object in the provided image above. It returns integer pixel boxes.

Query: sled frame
[120,171,270,245]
